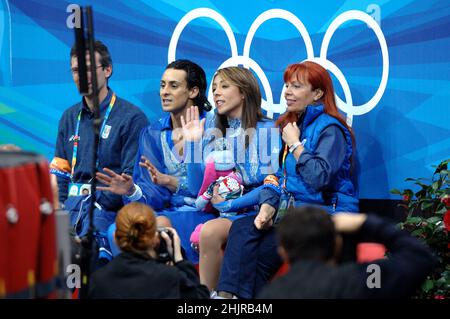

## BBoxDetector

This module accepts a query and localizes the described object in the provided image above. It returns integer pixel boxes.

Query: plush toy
[195,170,244,210]
[191,138,244,252]
[194,137,244,212]
[191,174,281,252]
[191,169,244,253]
[190,224,203,253]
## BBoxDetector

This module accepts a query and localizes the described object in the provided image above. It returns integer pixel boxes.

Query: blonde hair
[115,202,158,253]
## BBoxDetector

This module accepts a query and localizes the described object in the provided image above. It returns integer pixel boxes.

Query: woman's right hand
[254,203,276,230]
[96,167,135,196]
[181,106,205,142]
[281,122,300,147]
[210,184,226,205]
[159,227,183,263]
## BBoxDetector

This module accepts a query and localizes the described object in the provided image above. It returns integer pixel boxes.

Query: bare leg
[199,218,232,291]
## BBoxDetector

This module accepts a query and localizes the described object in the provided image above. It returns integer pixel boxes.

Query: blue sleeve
[185,141,204,196]
[358,215,437,298]
[96,111,149,210]
[124,126,172,210]
[253,123,281,185]
[55,111,69,203]
[212,186,261,213]
[186,112,217,196]
[119,112,149,175]
[296,125,347,191]
[266,126,282,179]
[273,133,284,180]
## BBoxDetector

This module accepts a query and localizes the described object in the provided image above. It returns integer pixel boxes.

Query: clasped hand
[282,122,300,147]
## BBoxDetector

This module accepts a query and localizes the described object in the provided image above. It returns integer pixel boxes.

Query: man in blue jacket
[53,40,148,261]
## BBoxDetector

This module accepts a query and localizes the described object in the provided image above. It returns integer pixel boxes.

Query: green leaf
[422,279,434,293]
[432,181,441,191]
[414,181,430,189]
[411,229,424,237]
[406,216,422,224]
[434,160,449,174]
[404,189,414,197]
[427,216,442,225]
[436,207,448,216]
[421,201,434,210]
[390,188,402,195]
[436,277,447,286]
[415,189,426,196]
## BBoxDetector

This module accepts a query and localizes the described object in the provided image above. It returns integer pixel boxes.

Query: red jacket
[0,151,57,298]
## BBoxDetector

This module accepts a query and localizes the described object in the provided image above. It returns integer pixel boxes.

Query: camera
[157,227,174,263]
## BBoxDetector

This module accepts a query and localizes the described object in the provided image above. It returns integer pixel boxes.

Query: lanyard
[70,93,116,178]
[281,144,289,189]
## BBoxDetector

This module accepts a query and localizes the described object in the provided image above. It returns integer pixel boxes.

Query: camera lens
[157,228,174,263]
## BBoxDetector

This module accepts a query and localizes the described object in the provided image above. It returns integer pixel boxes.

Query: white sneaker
[210,291,225,299]
[210,290,238,299]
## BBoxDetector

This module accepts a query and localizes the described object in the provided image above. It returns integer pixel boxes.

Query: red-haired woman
[214,61,359,299]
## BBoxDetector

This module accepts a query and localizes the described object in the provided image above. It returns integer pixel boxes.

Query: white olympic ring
[168,8,238,62]
[320,10,389,125]
[168,8,389,126]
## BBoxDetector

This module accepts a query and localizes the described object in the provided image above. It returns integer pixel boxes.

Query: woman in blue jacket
[181,66,279,292]
[215,61,359,299]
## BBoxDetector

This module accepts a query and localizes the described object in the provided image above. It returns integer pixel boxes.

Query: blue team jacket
[283,104,358,212]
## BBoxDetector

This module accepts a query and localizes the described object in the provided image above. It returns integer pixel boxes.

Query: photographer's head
[277,206,341,264]
[115,202,158,255]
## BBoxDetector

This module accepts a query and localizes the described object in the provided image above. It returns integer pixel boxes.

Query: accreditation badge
[68,183,91,197]
[102,125,111,139]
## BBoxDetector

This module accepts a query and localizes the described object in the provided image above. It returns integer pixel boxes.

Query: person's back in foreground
[258,207,436,299]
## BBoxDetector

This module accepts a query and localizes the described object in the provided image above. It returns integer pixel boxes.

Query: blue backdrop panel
[0,0,449,199]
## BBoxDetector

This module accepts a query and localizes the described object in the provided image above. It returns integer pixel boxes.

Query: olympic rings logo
[168,8,389,126]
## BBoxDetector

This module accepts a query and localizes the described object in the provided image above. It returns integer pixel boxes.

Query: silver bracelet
[289,141,302,153]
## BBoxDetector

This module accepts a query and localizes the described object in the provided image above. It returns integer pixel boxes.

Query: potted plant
[391,159,450,299]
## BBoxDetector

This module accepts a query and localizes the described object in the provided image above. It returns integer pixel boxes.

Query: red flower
[444,210,450,232]
[441,195,450,207]
[434,295,445,300]
[402,194,410,202]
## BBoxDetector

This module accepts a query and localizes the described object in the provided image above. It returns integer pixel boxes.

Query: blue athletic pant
[217,215,282,298]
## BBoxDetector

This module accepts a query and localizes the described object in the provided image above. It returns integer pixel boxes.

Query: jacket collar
[121,250,155,262]
[160,114,173,131]
[302,104,324,128]
[81,87,113,114]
